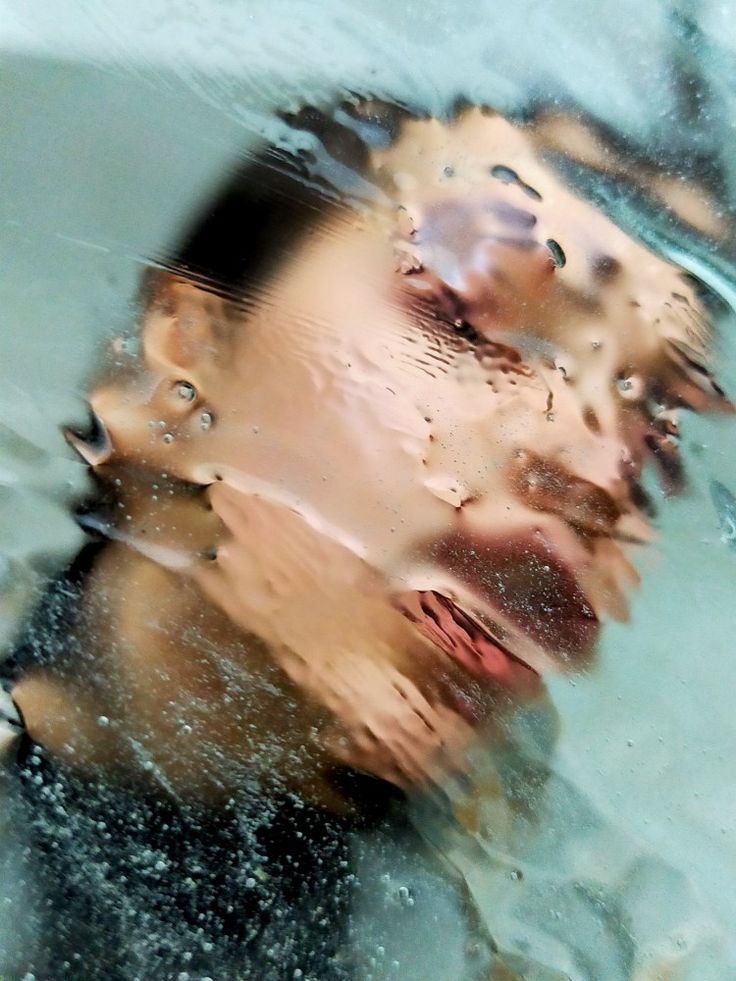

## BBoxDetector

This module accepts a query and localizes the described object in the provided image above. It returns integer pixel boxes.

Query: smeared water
[2,4,736,979]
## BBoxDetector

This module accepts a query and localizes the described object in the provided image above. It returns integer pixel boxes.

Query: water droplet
[491,164,519,184]
[176,380,196,402]
[200,411,213,431]
[546,238,566,268]
[119,336,139,357]
[617,374,644,400]
[397,885,415,906]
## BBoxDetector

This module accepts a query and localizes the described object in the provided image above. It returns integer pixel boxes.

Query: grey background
[1,1,736,976]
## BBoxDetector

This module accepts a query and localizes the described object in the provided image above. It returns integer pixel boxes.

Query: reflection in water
[1,101,733,978]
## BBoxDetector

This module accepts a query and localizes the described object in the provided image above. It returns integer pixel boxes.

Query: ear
[140,271,220,376]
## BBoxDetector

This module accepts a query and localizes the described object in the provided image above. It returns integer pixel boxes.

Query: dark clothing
[3,547,496,981]
[14,741,391,980]
[1,551,403,981]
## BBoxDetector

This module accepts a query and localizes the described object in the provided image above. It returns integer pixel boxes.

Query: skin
[11,108,732,812]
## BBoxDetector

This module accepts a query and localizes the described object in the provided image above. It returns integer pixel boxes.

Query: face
[73,109,730,780]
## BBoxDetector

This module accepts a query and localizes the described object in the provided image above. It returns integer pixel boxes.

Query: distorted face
[72,109,730,769]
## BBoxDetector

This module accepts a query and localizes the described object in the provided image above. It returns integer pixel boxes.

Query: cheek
[89,384,153,460]
[89,377,193,465]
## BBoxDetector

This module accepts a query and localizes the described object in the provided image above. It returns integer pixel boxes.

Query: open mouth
[397,530,601,689]
[398,589,540,691]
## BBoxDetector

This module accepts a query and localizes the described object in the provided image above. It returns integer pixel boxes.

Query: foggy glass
[1,1,735,978]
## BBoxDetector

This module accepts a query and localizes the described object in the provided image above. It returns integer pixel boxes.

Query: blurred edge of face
[62,102,731,788]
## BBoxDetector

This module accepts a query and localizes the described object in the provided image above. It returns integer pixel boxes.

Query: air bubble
[97,715,110,727]
[200,411,213,431]
[162,433,174,444]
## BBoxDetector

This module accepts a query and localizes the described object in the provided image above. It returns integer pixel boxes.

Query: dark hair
[164,99,415,297]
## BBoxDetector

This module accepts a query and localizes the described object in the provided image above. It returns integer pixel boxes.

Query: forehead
[374,111,709,350]
[121,106,725,444]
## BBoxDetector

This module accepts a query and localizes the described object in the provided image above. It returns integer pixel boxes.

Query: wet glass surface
[1,2,736,978]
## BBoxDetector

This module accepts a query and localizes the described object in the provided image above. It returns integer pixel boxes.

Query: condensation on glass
[1,3,735,979]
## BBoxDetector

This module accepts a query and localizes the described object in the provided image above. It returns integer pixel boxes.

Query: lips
[400,529,600,686]
[398,589,540,692]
